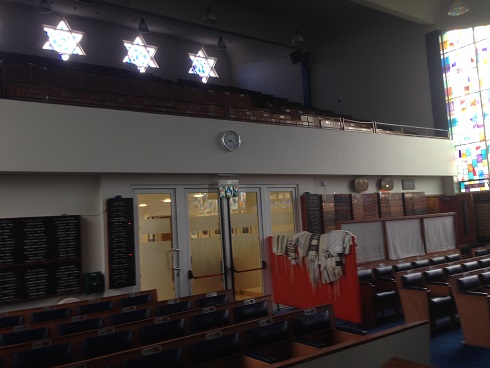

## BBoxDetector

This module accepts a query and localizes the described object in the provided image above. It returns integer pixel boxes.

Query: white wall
[0,99,455,176]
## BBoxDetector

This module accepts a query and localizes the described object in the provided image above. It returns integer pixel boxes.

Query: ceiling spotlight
[448,0,469,16]
[38,0,52,14]
[291,29,304,48]
[203,6,217,25]
[216,36,226,50]
[138,18,150,33]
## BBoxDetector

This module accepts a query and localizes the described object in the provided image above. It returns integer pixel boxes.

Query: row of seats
[357,252,462,328]
[47,304,367,368]
[0,51,342,128]
[0,289,232,335]
[395,256,490,335]
[0,289,157,329]
[448,268,490,348]
[0,295,273,368]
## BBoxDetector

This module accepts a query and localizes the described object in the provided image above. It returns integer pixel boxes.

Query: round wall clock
[221,130,241,151]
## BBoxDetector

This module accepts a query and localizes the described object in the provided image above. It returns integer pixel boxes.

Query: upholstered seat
[400,273,456,334]
[457,275,486,296]
[358,269,400,328]
[393,263,413,272]
[411,259,431,269]
[445,254,462,262]
[429,257,446,266]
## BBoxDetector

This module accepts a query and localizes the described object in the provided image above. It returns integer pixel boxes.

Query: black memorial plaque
[23,267,50,299]
[52,216,81,259]
[0,219,16,265]
[53,263,81,295]
[0,215,81,303]
[0,270,19,302]
[107,198,136,289]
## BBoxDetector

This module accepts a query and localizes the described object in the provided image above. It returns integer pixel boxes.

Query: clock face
[221,130,241,151]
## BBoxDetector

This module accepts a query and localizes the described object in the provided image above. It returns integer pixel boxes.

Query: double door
[135,186,296,300]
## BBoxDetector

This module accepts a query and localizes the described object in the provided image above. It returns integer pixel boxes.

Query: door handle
[167,248,180,271]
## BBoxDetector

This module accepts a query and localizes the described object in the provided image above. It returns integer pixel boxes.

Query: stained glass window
[188,47,218,83]
[123,36,158,73]
[442,25,490,191]
[43,20,85,61]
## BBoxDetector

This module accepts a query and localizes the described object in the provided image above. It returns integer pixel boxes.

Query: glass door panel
[187,192,224,295]
[230,191,263,299]
[137,193,176,301]
[269,190,295,236]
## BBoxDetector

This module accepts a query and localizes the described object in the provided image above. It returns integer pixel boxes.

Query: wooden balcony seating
[398,272,456,335]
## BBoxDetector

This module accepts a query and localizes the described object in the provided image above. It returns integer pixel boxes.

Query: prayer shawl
[319,230,354,284]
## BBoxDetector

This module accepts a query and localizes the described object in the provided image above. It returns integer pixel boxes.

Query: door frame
[132,183,299,298]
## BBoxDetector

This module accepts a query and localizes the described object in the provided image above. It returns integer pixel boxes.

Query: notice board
[107,197,136,289]
[0,215,81,303]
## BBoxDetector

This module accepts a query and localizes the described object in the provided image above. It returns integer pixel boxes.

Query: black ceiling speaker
[290,49,303,64]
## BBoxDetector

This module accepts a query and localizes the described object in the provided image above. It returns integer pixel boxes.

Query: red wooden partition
[268,236,362,323]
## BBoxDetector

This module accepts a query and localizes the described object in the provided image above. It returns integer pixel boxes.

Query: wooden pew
[48,306,431,368]
[395,270,457,334]
[0,289,233,338]
[0,289,158,329]
[0,296,274,367]
[48,304,365,368]
[448,268,490,347]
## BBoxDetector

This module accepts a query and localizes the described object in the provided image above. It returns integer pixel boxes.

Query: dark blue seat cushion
[191,309,229,332]
[30,308,70,323]
[140,319,185,344]
[245,321,289,349]
[156,300,192,316]
[0,315,23,328]
[82,330,133,358]
[111,308,150,325]
[77,300,113,315]
[0,327,49,347]
[12,342,72,368]
[123,347,182,368]
[233,301,269,323]
[58,317,103,336]
[195,294,229,308]
[293,310,330,336]
[190,333,240,364]
[119,293,152,308]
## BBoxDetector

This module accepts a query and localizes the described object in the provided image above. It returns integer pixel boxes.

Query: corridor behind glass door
[137,188,296,301]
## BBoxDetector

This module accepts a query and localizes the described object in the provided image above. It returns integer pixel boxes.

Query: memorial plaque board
[0,215,81,303]
[107,198,136,289]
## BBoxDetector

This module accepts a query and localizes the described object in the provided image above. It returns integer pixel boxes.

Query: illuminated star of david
[43,20,85,61]
[123,36,158,73]
[188,47,218,83]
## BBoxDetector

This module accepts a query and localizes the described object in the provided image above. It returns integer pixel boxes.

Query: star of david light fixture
[43,20,85,61]
[123,36,158,73]
[188,47,218,83]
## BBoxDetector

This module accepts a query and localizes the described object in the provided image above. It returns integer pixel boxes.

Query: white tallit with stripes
[319,230,354,284]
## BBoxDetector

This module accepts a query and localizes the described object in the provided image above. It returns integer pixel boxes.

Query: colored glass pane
[455,142,489,182]
[474,25,490,43]
[460,179,489,192]
[448,92,484,144]
[442,28,474,53]
[443,45,478,99]
[477,39,490,90]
